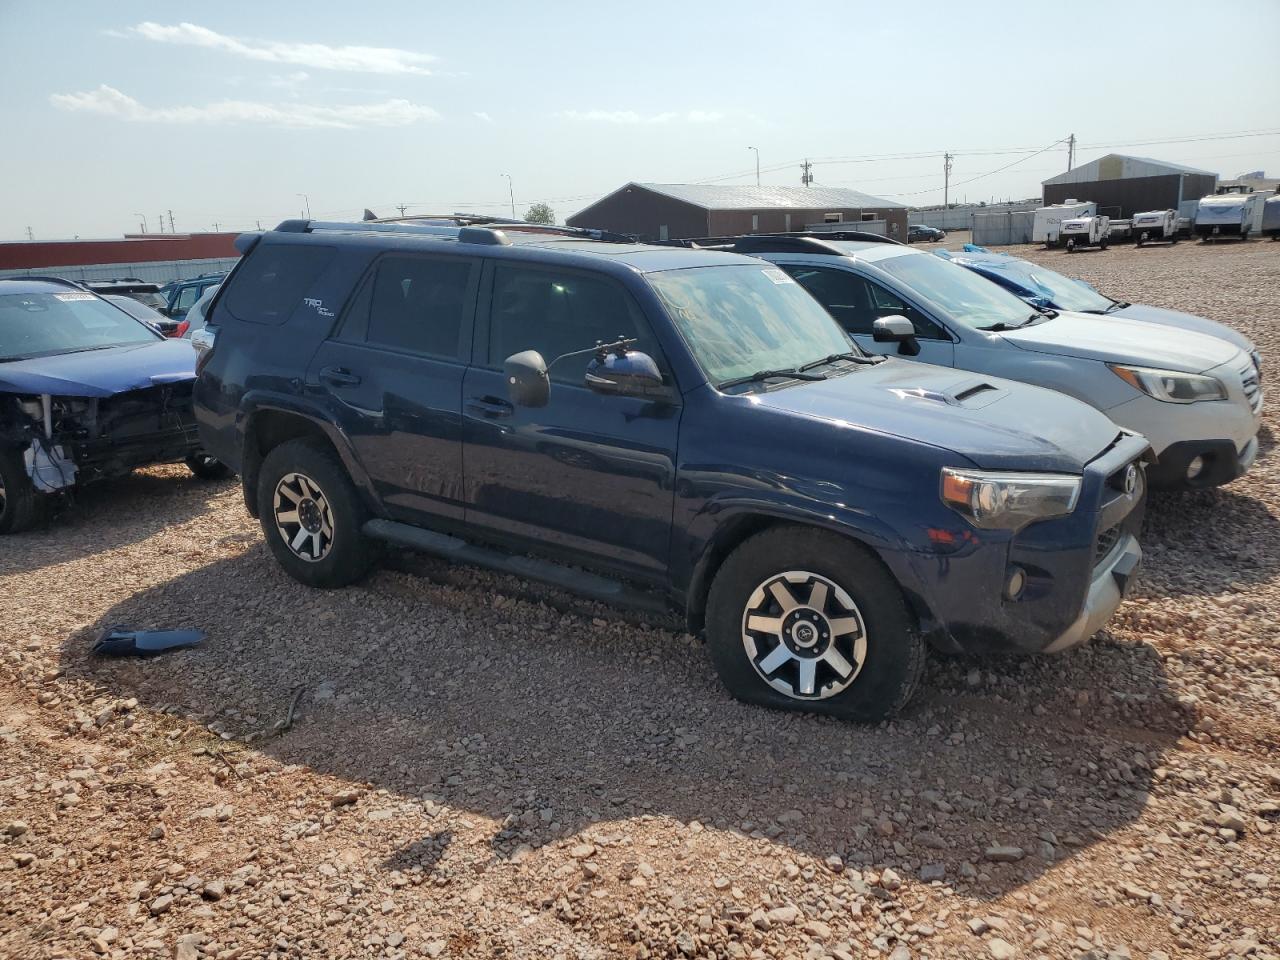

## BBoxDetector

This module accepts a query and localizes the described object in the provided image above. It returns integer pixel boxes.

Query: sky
[1,0,1278,241]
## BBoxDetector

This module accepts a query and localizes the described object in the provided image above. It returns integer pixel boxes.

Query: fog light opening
[1004,567,1027,601]
[1186,456,1206,481]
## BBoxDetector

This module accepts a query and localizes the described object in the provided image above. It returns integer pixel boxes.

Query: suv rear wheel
[0,446,44,535]
[256,438,374,588]
[706,526,924,721]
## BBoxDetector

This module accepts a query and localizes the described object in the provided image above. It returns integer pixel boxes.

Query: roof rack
[2,275,90,290]
[276,219,512,246]
[656,230,901,253]
[362,210,636,243]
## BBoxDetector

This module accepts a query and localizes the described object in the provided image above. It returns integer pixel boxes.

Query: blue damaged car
[194,220,1150,720]
[0,277,228,534]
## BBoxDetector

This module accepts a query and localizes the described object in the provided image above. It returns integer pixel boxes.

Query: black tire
[256,438,374,588]
[185,451,232,481]
[0,446,44,535]
[705,526,924,722]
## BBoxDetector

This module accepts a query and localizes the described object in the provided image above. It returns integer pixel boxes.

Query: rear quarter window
[224,244,337,325]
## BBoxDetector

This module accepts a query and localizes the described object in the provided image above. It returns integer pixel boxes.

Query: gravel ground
[1,239,1278,960]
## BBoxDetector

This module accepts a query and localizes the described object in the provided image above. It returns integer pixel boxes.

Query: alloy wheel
[741,570,867,700]
[273,472,335,562]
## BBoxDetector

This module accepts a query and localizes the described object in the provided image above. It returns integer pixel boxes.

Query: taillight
[172,320,190,338]
[192,327,217,375]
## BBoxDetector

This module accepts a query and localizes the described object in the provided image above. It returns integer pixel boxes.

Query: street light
[133,213,148,234]
[297,193,311,219]
[748,147,760,186]
[501,174,515,218]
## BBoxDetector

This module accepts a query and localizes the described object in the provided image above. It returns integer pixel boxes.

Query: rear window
[224,244,336,325]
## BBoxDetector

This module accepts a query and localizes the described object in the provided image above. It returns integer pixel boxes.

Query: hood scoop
[886,379,1004,409]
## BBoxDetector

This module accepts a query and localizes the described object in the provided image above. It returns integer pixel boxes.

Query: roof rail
[658,230,901,250]
[274,219,511,246]
[364,211,636,243]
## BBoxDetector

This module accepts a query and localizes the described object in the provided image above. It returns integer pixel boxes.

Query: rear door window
[338,255,476,360]
[224,244,336,325]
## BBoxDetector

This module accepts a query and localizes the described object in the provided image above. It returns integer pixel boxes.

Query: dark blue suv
[193,220,1149,720]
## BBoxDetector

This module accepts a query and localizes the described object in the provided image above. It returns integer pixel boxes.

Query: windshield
[984,261,1113,312]
[648,264,857,385]
[0,291,160,361]
[874,253,1037,330]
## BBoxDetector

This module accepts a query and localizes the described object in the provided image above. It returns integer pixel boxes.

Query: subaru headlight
[1109,364,1226,403]
[940,468,1081,531]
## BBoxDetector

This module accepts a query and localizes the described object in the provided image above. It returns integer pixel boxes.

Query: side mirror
[503,350,550,407]
[585,350,665,398]
[872,315,920,357]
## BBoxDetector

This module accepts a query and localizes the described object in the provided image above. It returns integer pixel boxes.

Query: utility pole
[25,226,34,241]
[501,174,515,217]
[297,193,311,219]
[158,212,165,234]
[134,213,148,234]
[167,210,175,233]
[748,146,760,186]
[396,203,409,217]
[1067,133,1076,171]
[943,152,954,208]
[800,159,813,187]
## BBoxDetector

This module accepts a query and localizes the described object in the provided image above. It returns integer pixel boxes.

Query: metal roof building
[567,182,909,242]
[1042,154,1218,218]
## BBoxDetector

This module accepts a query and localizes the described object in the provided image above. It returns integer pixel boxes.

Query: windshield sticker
[53,292,96,301]
[762,268,794,285]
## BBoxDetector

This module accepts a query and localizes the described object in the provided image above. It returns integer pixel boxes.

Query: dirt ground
[1,238,1278,960]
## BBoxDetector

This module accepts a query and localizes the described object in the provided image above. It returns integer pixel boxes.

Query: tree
[524,203,556,225]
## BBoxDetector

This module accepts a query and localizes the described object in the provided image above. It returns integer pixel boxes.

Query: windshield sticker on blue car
[762,268,794,285]
[54,292,96,301]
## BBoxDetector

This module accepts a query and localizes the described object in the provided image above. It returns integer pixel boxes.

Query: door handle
[465,396,514,418]
[320,366,362,387]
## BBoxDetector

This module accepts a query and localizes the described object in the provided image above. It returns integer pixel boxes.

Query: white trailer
[1033,200,1096,246]
[1263,195,1280,241]
[1194,193,1261,241]
[1131,209,1178,246]
[1059,215,1110,252]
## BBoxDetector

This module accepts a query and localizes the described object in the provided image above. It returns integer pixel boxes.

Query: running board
[362,519,669,613]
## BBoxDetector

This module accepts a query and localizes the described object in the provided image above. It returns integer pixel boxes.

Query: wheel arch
[239,401,378,519]
[683,510,943,647]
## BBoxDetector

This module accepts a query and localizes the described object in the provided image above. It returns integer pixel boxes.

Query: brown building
[1041,154,1218,219]
[567,183,909,242]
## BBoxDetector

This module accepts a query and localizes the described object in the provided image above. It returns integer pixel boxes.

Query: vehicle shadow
[1140,486,1280,596]
[0,466,234,578]
[60,544,1191,901]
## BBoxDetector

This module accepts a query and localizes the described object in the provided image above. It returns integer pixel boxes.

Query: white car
[731,235,1261,490]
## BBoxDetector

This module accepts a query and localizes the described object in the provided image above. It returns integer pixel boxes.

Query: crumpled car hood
[0,339,196,398]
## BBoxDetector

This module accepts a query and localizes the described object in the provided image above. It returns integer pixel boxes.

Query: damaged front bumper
[6,382,202,493]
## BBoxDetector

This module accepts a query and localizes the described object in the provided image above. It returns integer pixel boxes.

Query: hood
[1000,311,1240,372]
[1112,302,1254,354]
[748,358,1120,473]
[0,338,196,398]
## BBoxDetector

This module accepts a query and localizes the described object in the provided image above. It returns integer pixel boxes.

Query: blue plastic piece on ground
[92,625,206,657]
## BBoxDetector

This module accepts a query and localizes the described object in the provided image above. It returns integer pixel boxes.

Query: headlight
[940,468,1081,531]
[1108,364,1227,403]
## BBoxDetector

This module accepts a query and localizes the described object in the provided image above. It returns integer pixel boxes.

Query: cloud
[127,21,436,76]
[267,71,311,95]
[51,84,438,129]
[474,111,493,123]
[556,109,725,124]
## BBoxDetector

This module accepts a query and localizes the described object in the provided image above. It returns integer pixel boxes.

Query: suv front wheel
[256,438,374,588]
[706,526,924,721]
